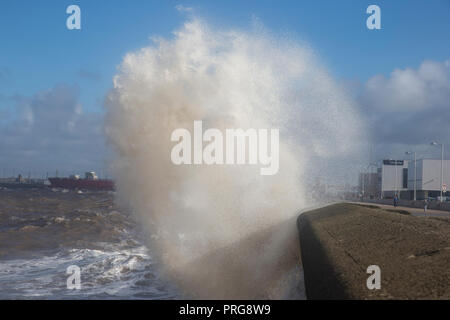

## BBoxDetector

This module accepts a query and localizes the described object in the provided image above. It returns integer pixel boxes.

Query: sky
[0,0,449,178]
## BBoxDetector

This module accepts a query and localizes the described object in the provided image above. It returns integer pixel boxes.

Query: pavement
[298,202,450,299]
[353,201,450,218]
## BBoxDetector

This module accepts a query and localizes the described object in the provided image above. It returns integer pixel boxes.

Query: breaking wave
[104,19,363,298]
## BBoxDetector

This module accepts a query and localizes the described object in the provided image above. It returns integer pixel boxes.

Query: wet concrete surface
[298,203,450,299]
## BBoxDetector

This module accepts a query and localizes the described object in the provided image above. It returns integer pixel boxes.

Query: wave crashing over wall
[104,19,363,299]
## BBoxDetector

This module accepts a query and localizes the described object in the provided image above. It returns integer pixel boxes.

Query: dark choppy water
[0,188,177,299]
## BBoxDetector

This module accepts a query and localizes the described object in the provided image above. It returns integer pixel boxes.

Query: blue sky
[0,0,449,176]
[1,0,449,113]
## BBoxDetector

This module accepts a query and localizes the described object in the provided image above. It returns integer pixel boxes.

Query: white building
[407,159,450,200]
[377,159,409,199]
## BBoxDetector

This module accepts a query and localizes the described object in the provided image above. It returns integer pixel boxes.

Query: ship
[48,172,115,191]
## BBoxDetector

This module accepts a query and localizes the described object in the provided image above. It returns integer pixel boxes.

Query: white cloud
[362,60,450,113]
[359,60,450,160]
[0,84,106,175]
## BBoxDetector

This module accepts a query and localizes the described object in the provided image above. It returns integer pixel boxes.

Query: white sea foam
[105,19,364,298]
[0,244,176,299]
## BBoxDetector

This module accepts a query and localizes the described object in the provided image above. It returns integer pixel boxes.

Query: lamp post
[405,151,417,201]
[430,142,444,202]
[393,159,398,198]
[362,169,364,199]
[387,158,400,199]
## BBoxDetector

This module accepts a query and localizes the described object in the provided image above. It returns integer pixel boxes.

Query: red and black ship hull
[48,178,115,191]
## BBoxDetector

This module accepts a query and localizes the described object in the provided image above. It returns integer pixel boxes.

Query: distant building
[358,172,378,199]
[407,159,450,200]
[372,158,450,200]
[377,160,409,199]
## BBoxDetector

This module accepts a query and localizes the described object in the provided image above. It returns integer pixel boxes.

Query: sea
[0,187,178,299]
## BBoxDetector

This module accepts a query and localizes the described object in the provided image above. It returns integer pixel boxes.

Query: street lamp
[359,167,365,199]
[395,161,398,197]
[405,151,417,201]
[430,142,444,202]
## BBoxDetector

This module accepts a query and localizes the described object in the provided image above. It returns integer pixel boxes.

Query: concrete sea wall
[297,203,450,299]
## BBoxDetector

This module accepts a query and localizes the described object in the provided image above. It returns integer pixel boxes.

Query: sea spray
[104,19,363,298]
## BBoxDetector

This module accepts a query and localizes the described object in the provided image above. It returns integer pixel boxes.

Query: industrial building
[362,158,450,200]
[406,159,450,200]
[377,160,409,199]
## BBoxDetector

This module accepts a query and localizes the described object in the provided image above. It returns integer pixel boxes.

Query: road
[353,201,450,218]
